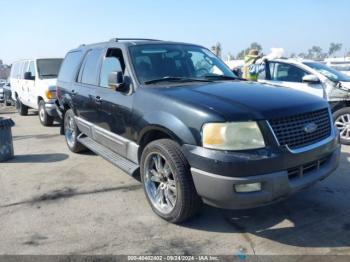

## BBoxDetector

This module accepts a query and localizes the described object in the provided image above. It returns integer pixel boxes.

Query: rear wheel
[334,107,350,145]
[64,109,86,153]
[5,97,11,106]
[140,139,202,223]
[16,97,28,116]
[38,100,54,126]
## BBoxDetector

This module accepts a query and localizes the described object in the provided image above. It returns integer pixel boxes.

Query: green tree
[328,43,342,57]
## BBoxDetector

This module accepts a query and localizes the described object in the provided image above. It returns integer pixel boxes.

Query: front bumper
[184,134,341,209]
[45,102,58,117]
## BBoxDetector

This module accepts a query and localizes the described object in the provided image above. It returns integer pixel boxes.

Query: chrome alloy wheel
[335,114,350,141]
[65,114,76,148]
[144,153,177,214]
[39,105,45,122]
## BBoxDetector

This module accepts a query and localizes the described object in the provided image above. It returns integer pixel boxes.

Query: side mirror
[302,74,320,84]
[108,71,125,91]
[24,72,34,80]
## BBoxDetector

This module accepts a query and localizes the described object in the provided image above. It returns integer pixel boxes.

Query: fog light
[235,183,262,193]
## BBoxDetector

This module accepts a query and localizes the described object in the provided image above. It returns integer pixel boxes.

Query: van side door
[26,60,37,108]
[20,61,30,105]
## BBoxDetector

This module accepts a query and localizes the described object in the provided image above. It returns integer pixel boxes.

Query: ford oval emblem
[304,123,318,133]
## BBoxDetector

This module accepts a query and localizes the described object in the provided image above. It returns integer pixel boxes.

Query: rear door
[261,62,324,98]
[75,48,104,125]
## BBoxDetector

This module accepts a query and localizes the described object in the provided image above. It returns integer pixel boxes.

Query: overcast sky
[1,0,349,64]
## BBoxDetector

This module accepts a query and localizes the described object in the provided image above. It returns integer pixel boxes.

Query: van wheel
[140,139,202,223]
[64,109,86,153]
[38,100,54,126]
[16,98,28,116]
[334,107,350,145]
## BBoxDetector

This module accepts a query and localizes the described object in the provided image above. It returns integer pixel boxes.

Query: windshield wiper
[144,77,213,85]
[202,75,246,81]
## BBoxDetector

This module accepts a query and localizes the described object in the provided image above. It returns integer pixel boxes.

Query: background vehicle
[56,39,340,223]
[0,81,4,103]
[326,61,350,77]
[9,58,63,125]
[258,59,350,144]
[3,82,14,106]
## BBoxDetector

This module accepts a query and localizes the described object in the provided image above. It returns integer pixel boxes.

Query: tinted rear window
[80,49,103,85]
[58,51,83,82]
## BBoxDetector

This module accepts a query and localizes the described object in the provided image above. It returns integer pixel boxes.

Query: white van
[9,58,63,126]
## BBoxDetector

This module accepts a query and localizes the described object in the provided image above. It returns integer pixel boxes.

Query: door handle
[95,96,102,104]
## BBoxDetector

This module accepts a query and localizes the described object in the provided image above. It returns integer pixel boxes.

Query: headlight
[202,122,265,150]
[45,90,54,99]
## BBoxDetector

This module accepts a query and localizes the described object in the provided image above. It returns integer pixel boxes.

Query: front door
[94,48,133,157]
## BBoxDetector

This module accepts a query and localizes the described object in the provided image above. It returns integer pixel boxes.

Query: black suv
[56,38,341,223]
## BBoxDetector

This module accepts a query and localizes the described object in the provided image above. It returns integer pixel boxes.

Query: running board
[77,136,139,176]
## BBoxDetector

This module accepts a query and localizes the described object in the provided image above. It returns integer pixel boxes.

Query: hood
[38,78,57,90]
[153,81,328,121]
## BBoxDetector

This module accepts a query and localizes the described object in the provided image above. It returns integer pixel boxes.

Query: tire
[38,100,54,126]
[5,97,11,106]
[140,139,202,223]
[333,107,350,145]
[16,98,28,116]
[64,109,86,153]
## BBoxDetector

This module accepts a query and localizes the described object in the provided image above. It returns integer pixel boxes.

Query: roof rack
[109,38,161,42]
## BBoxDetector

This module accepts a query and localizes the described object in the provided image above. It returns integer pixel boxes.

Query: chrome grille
[268,109,331,149]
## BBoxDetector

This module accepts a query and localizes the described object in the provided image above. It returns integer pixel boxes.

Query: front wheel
[38,100,54,126]
[140,139,202,223]
[334,107,350,145]
[64,109,86,153]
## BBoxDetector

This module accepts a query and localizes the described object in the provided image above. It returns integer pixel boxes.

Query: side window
[11,63,18,78]
[58,51,83,82]
[22,62,29,79]
[99,48,125,88]
[80,49,103,85]
[29,61,36,78]
[270,62,307,83]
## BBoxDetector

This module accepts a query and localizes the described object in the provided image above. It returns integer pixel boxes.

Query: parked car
[9,58,63,126]
[56,38,340,223]
[258,59,350,144]
[0,82,4,103]
[3,82,14,106]
[326,61,350,77]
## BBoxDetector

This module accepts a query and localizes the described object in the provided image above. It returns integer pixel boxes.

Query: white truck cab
[258,58,350,144]
[9,58,63,126]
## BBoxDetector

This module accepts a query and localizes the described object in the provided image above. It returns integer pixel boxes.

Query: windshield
[129,44,236,84]
[304,61,350,82]
[37,59,63,79]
